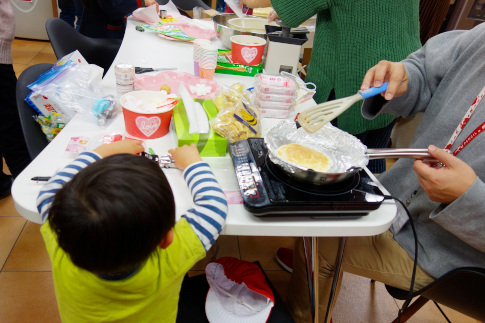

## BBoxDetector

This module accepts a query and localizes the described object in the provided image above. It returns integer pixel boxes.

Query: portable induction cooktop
[229,138,386,217]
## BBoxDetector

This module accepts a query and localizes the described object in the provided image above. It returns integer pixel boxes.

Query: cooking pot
[211,13,268,49]
[265,121,431,185]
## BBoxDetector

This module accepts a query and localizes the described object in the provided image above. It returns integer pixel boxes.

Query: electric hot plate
[229,138,385,217]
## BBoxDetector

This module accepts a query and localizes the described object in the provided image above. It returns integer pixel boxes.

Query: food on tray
[189,83,212,96]
[160,84,171,93]
[276,143,331,172]
[135,71,219,99]
[121,92,179,112]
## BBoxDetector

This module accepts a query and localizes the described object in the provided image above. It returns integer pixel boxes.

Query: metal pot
[272,148,431,185]
[211,13,267,49]
[265,121,431,185]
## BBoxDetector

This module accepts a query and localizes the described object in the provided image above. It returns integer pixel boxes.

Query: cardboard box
[173,99,228,157]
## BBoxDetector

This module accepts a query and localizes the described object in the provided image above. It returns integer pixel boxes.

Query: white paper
[160,0,182,18]
[194,102,209,133]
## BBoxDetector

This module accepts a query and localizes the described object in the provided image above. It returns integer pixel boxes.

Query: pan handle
[366,148,431,160]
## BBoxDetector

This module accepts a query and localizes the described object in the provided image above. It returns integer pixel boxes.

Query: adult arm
[270,0,328,27]
[414,146,485,252]
[362,26,485,119]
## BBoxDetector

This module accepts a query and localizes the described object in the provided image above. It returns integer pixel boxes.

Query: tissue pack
[173,99,228,157]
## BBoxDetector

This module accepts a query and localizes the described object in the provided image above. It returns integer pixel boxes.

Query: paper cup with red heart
[230,35,266,66]
[120,91,177,139]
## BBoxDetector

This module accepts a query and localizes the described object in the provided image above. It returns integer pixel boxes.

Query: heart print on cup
[230,35,266,66]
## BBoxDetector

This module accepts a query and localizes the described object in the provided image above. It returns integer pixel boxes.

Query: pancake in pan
[276,143,331,172]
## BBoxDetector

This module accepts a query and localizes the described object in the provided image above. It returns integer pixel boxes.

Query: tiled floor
[0,40,480,322]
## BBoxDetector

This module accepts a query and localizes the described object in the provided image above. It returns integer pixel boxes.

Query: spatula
[297,82,389,133]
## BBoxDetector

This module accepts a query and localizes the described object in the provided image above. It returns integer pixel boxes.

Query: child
[37,140,228,322]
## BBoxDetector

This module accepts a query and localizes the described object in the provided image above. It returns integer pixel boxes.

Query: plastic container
[254,97,292,110]
[254,80,297,96]
[254,73,297,90]
[259,108,291,119]
[256,91,295,104]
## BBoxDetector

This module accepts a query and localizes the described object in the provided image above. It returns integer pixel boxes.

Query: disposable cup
[230,35,266,66]
[120,91,174,139]
[193,39,211,76]
[199,67,216,79]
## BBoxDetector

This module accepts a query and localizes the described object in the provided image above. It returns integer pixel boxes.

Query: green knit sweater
[270,0,421,134]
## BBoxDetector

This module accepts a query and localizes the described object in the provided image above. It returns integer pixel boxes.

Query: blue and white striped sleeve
[36,152,102,223]
[182,161,228,251]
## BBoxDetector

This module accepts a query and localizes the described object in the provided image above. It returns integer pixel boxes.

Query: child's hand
[168,144,202,170]
[94,140,145,158]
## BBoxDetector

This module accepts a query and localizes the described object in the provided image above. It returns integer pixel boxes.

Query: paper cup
[120,91,174,139]
[193,39,211,76]
[230,35,266,66]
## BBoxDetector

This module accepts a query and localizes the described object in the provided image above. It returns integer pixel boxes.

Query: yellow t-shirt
[41,218,205,323]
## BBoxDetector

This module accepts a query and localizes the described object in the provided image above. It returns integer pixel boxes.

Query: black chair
[45,18,121,76]
[16,64,53,160]
[383,267,485,322]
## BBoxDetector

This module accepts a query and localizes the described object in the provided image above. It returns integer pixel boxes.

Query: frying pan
[265,121,431,185]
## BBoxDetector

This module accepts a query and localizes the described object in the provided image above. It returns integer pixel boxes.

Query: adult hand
[145,0,159,13]
[168,144,202,170]
[361,60,409,101]
[267,10,279,22]
[94,140,145,158]
[413,145,477,204]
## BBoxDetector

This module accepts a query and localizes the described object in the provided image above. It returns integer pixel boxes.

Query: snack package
[66,136,90,153]
[210,94,261,143]
[213,82,248,111]
[34,112,67,141]
[215,49,263,77]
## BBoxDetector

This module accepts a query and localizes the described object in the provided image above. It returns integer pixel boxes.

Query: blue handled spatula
[297,82,389,133]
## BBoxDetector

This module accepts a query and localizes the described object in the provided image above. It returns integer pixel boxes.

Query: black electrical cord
[382,195,419,323]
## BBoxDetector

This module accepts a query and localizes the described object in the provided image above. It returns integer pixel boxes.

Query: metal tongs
[140,152,176,168]
[366,148,431,159]
[135,67,178,74]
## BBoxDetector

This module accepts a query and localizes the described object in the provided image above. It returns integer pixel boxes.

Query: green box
[173,99,228,157]
[215,49,263,76]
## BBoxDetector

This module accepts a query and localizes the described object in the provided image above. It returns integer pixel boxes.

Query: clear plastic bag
[210,83,261,143]
[28,62,119,126]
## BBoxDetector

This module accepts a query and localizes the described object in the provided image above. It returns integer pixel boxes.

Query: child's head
[48,154,176,275]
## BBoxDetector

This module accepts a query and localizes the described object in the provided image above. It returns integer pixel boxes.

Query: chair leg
[391,296,430,323]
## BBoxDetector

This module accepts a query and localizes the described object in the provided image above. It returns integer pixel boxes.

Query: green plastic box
[172,99,228,157]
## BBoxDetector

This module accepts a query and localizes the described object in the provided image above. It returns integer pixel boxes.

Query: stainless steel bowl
[211,13,267,49]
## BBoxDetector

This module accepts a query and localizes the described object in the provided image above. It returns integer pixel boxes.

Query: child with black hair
[37,140,228,322]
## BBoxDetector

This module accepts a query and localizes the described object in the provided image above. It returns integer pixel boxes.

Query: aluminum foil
[265,121,369,174]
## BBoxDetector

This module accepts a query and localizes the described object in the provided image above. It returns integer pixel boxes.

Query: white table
[12,15,396,323]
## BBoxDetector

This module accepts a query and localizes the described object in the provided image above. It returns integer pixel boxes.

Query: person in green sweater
[241,0,421,173]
